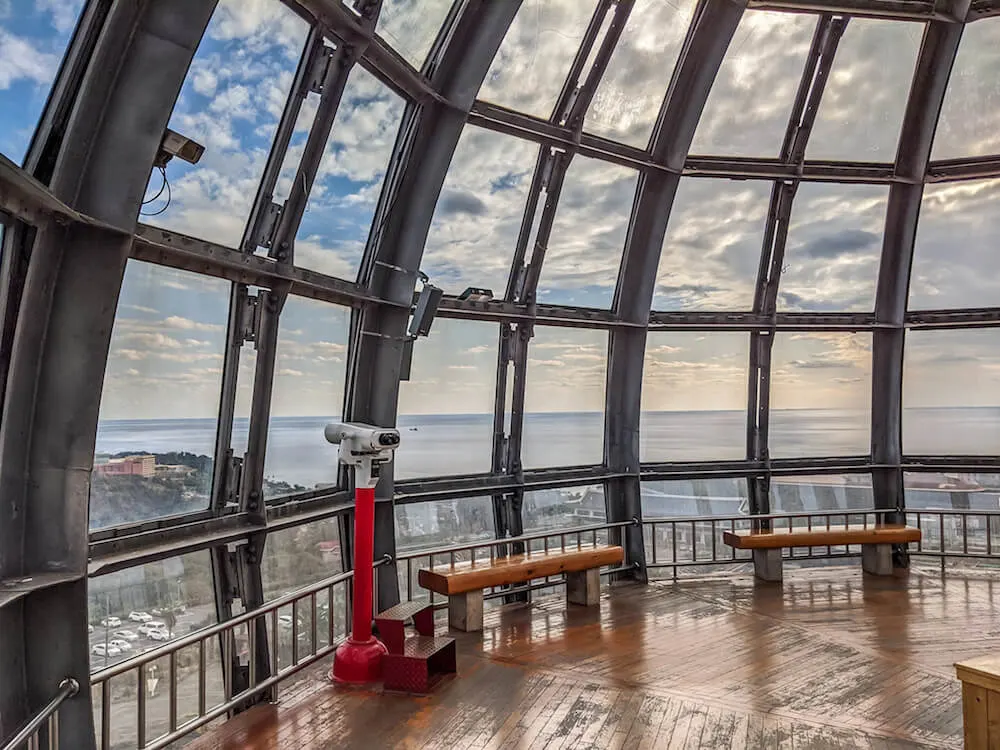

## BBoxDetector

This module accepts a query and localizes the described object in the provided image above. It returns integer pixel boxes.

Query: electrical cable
[140,166,172,216]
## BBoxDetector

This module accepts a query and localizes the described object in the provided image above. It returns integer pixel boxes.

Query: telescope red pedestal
[331,486,387,684]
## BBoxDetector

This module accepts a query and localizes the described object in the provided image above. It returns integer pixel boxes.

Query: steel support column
[746,16,846,521]
[491,0,633,564]
[347,0,522,612]
[871,11,968,562]
[0,1,215,744]
[607,0,746,582]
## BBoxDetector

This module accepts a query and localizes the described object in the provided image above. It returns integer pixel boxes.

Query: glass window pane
[421,126,538,299]
[903,329,1000,455]
[806,19,922,161]
[92,262,229,530]
[641,333,749,462]
[88,551,216,670]
[478,0,598,119]
[641,478,748,517]
[523,486,605,532]
[264,297,349,499]
[536,156,638,308]
[691,12,815,157]
[769,474,873,512]
[142,0,309,247]
[653,178,770,311]
[262,517,343,600]
[909,179,1000,310]
[523,327,607,469]
[374,0,453,69]
[295,66,406,280]
[778,183,888,312]
[0,0,85,163]
[904,472,1000,512]
[585,0,697,147]
[931,18,1000,160]
[395,497,495,552]
[769,332,872,458]
[396,319,497,479]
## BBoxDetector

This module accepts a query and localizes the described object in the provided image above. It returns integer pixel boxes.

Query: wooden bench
[722,524,921,582]
[417,545,624,632]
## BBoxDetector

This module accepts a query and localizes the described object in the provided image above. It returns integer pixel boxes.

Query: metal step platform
[376,601,455,693]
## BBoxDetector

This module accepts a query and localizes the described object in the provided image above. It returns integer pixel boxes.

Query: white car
[91,644,120,657]
[88,624,94,634]
[146,629,169,641]
[137,623,163,637]
[100,617,121,628]
[128,611,152,623]
[278,614,294,630]
[109,639,132,652]
[112,629,138,641]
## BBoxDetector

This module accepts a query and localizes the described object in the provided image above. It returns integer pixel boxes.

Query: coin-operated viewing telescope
[324,422,401,684]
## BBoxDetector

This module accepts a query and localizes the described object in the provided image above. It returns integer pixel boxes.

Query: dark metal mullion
[503,151,548,301]
[745,16,847,517]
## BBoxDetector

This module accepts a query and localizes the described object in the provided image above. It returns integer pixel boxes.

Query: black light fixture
[407,271,443,339]
[458,287,494,302]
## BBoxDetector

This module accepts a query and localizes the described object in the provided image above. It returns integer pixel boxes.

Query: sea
[94,407,1000,490]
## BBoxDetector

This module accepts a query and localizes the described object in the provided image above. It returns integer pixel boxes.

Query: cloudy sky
[2,0,1000,443]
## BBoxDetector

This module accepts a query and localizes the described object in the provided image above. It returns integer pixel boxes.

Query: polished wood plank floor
[187,565,1000,749]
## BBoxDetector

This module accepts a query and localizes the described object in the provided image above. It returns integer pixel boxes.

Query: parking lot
[88,605,213,671]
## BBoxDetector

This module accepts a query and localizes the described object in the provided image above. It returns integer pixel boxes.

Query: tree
[163,609,177,638]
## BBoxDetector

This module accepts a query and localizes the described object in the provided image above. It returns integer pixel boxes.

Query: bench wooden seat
[418,545,624,632]
[722,524,921,582]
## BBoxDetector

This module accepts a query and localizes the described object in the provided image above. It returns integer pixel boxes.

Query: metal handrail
[1,678,78,750]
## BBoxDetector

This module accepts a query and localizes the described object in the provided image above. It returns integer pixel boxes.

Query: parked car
[128,611,152,623]
[146,629,169,641]
[150,608,163,616]
[100,616,121,628]
[138,622,168,637]
[112,629,138,641]
[109,639,132,653]
[88,624,94,634]
[91,644,120,657]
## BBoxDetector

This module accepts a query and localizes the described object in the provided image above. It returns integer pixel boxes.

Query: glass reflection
[523,486,606,531]
[375,0,453,69]
[92,262,229,530]
[395,497,495,552]
[262,518,343,600]
[641,333,749,462]
[585,0,697,147]
[769,474,873,512]
[522,327,607,469]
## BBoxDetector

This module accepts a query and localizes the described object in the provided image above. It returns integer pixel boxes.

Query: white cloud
[0,29,59,89]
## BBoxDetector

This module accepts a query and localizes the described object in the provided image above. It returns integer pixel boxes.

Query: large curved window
[910,179,1000,310]
[654,178,770,311]
[903,329,1000,456]
[396,319,498,479]
[92,262,229,530]
[143,0,309,247]
[641,332,749,462]
[523,327,607,468]
[769,332,872,458]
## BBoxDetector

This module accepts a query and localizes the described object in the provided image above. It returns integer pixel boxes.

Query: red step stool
[375,601,456,693]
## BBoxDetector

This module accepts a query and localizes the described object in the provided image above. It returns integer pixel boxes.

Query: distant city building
[94,454,156,478]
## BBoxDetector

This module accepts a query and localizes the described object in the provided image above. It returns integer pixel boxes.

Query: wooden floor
[187,564,1000,749]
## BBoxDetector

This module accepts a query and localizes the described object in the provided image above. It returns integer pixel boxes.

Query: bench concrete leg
[862,543,893,576]
[753,549,783,583]
[448,590,483,632]
[566,568,600,606]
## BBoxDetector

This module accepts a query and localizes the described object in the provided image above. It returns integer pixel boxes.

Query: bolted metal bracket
[250,201,282,251]
[307,44,339,95]
[238,292,261,344]
[224,451,243,507]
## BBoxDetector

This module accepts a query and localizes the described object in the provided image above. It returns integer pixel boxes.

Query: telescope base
[331,637,388,684]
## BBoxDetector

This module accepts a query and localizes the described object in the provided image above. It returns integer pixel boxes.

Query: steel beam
[747,0,957,21]
[468,100,902,185]
[0,0,216,744]
[871,17,966,547]
[926,155,1000,183]
[345,0,521,612]
[746,16,847,522]
[606,0,747,582]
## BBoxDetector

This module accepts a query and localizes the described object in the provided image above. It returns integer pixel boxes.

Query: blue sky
[3,1,1000,423]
